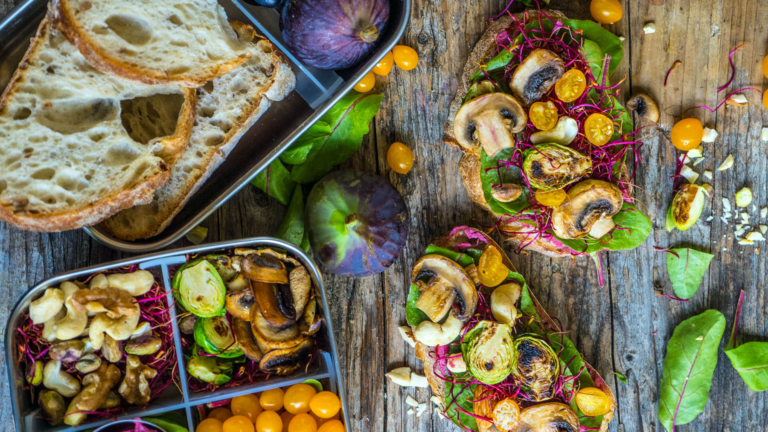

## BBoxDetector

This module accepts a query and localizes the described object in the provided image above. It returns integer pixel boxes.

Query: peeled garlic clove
[530,116,578,146]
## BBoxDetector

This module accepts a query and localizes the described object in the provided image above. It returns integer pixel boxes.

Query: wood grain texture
[0,0,767,431]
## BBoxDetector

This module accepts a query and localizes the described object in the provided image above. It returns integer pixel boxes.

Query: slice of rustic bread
[52,0,252,87]
[0,17,195,231]
[99,22,296,240]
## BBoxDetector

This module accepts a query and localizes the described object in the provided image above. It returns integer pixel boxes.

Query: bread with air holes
[0,16,195,232]
[100,21,296,240]
[52,0,252,87]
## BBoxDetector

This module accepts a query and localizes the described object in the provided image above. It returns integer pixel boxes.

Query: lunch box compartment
[5,238,347,432]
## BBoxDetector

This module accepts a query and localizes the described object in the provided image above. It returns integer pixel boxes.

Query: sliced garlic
[735,187,753,207]
[702,127,718,143]
[760,225,767,234]
[762,207,768,218]
[686,147,703,158]
[417,403,428,416]
[746,231,766,241]
[411,373,429,388]
[703,170,713,180]
[722,198,732,212]
[680,165,699,184]
[718,155,734,171]
[386,367,413,387]
[643,23,656,34]
[762,128,768,141]
[406,408,415,415]
[727,94,749,106]
[738,239,754,245]
[693,157,706,166]
[397,326,417,348]
[406,395,419,407]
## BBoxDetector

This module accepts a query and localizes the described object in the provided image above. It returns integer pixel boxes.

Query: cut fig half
[454,92,527,157]
[510,49,565,105]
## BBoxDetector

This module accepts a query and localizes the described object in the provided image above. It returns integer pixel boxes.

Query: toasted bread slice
[0,17,195,232]
[52,0,252,87]
[100,22,296,240]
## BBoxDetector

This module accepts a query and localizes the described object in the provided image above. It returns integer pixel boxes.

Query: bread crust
[52,0,251,87]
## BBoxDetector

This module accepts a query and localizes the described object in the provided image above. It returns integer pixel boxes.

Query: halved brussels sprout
[186,356,232,385]
[522,143,592,191]
[173,259,226,318]
[463,321,516,385]
[667,184,706,231]
[194,316,243,358]
[205,255,241,283]
[512,335,560,401]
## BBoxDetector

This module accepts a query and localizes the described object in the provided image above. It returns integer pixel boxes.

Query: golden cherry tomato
[373,51,394,76]
[575,387,612,417]
[311,412,339,427]
[281,411,295,432]
[260,388,285,411]
[317,420,345,432]
[223,416,255,432]
[288,413,318,432]
[477,246,509,288]
[763,55,768,79]
[535,189,568,207]
[529,101,559,131]
[590,0,623,24]
[197,418,224,432]
[393,45,419,71]
[556,69,587,103]
[232,394,263,423]
[256,411,283,432]
[492,398,521,432]
[584,113,615,146]
[387,142,415,174]
[670,118,704,151]
[353,72,375,93]
[209,407,234,423]
[309,392,341,419]
[284,383,317,414]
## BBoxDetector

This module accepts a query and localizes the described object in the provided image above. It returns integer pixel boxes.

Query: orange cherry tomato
[535,189,567,207]
[353,72,376,93]
[223,416,255,432]
[288,413,318,432]
[477,246,509,288]
[281,411,295,432]
[670,118,704,151]
[197,418,224,432]
[590,0,623,24]
[373,51,394,76]
[309,392,341,419]
[492,398,521,432]
[584,113,615,146]
[555,69,587,103]
[529,101,559,131]
[311,412,339,427]
[256,410,283,432]
[209,407,234,423]
[284,383,317,414]
[232,394,263,423]
[387,142,415,174]
[392,45,419,71]
[575,387,612,417]
[317,420,345,432]
[260,388,285,412]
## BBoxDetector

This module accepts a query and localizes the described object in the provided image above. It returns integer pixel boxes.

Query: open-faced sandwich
[394,226,615,432]
[444,10,651,269]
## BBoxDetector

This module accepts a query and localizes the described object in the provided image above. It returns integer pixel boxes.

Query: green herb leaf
[666,248,713,300]
[405,283,430,327]
[280,121,332,165]
[562,19,624,76]
[480,148,531,215]
[290,92,384,184]
[424,244,475,267]
[658,310,726,431]
[274,185,305,247]
[603,203,652,251]
[604,96,633,139]
[614,372,628,383]
[444,382,478,431]
[302,379,324,393]
[145,412,190,432]
[251,158,295,205]
[581,39,606,87]
[470,49,516,82]
[724,291,768,392]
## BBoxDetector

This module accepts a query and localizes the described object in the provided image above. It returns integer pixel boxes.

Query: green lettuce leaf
[251,158,295,205]
[666,248,714,300]
[274,184,305,247]
[280,121,332,165]
[480,148,531,215]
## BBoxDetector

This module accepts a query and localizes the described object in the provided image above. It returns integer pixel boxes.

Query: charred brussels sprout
[463,321,516,385]
[512,335,560,401]
[186,356,232,385]
[522,143,592,191]
[194,316,243,358]
[667,184,707,231]
[173,259,226,318]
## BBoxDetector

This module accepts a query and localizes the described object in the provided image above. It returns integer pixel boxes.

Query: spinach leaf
[274,184,304,247]
[562,19,623,76]
[614,372,628,383]
[555,235,605,255]
[424,245,475,267]
[291,92,384,184]
[251,158,296,205]
[725,291,768,392]
[279,121,332,165]
[603,203,652,251]
[658,310,726,431]
[405,283,430,327]
[581,39,606,87]
[480,148,531,215]
[444,382,478,431]
[469,49,516,82]
[604,96,633,139]
[666,248,714,300]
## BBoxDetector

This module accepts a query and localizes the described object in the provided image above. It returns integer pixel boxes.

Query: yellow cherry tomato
[477,246,509,288]
[556,69,587,103]
[492,398,521,432]
[281,411,295,432]
[209,407,234,423]
[288,413,318,432]
[590,0,623,24]
[373,51,394,76]
[670,118,704,151]
[387,142,415,174]
[584,113,615,146]
[256,410,283,432]
[223,416,255,432]
[353,72,375,93]
[393,45,419,71]
[284,383,317,414]
[260,388,285,411]
[309,392,341,419]
[311,411,339,427]
[317,420,345,432]
[232,394,263,423]
[535,189,568,207]
[197,418,224,432]
[529,101,559,131]
[763,55,768,79]
[575,387,612,417]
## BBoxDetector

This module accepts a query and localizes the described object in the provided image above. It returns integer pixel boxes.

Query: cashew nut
[413,313,464,347]
[131,322,152,339]
[30,288,65,325]
[106,271,154,296]
[89,273,108,289]
[42,310,65,342]
[42,360,81,397]
[52,283,88,341]
[89,306,140,350]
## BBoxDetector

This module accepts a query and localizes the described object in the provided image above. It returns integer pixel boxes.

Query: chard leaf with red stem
[665,248,713,300]
[725,291,768,392]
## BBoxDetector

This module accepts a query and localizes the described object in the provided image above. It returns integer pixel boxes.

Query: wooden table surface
[1,0,767,431]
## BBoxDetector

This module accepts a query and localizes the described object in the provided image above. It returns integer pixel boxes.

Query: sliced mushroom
[250,306,302,352]
[411,255,477,321]
[627,94,660,122]
[454,92,527,157]
[232,317,263,362]
[206,255,241,283]
[251,281,296,329]
[510,49,565,105]
[530,116,579,146]
[491,184,523,202]
[226,286,255,322]
[227,273,250,291]
[552,180,624,239]
[515,402,580,432]
[242,253,289,284]
[412,312,464,347]
[259,338,315,376]
[414,280,456,323]
[289,266,312,317]
[299,297,323,336]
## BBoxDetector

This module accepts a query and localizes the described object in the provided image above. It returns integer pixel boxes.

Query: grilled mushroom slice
[232,317,263,362]
[515,402,580,432]
[552,180,624,239]
[242,254,289,284]
[510,49,565,105]
[411,255,477,322]
[627,93,660,122]
[226,287,255,322]
[259,338,315,376]
[299,297,323,336]
[251,281,296,329]
[250,306,302,352]
[454,92,527,157]
[491,184,523,202]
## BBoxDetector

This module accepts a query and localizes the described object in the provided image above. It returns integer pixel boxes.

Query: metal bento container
[5,238,347,432]
[0,0,410,252]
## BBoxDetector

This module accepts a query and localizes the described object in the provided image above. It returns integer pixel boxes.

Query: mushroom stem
[475,112,515,157]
